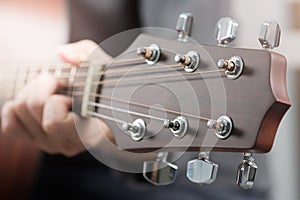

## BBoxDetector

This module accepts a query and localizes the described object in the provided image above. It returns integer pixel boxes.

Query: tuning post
[258,21,281,49]
[187,152,218,185]
[236,153,257,189]
[175,51,200,73]
[122,118,146,141]
[214,17,238,46]
[137,44,161,65]
[163,116,188,138]
[207,115,233,140]
[176,12,193,42]
[143,152,178,186]
[217,56,244,80]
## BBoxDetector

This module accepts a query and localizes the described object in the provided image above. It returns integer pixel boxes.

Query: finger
[12,100,61,153]
[42,95,85,156]
[58,40,112,66]
[12,100,46,140]
[1,101,33,141]
[17,74,61,124]
[42,95,73,134]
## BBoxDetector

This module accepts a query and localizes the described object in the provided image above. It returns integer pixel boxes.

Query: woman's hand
[1,40,113,156]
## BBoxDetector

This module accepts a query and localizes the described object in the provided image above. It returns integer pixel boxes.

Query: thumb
[58,40,112,66]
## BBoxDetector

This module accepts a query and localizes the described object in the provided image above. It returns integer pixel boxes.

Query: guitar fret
[66,66,77,96]
[54,64,62,78]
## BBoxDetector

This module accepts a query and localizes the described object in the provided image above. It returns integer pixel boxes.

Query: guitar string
[68,68,225,123]
[4,57,224,124]
[77,92,211,122]
[71,68,226,87]
[1,64,225,87]
[87,101,167,122]
[85,110,127,125]
[7,67,221,123]
[59,64,181,78]
[5,57,145,74]
[5,63,179,82]
[2,59,179,83]
[0,64,184,86]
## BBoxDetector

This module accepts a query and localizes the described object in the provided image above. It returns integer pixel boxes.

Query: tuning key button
[187,152,218,185]
[214,17,238,46]
[122,118,146,141]
[207,115,233,140]
[164,116,188,138]
[175,51,200,73]
[258,21,281,49]
[176,12,193,42]
[236,153,257,189]
[217,56,244,80]
[143,152,178,186]
[137,44,161,65]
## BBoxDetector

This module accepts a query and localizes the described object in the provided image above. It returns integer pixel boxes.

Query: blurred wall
[231,0,300,200]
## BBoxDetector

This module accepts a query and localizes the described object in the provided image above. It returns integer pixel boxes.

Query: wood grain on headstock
[94,34,290,153]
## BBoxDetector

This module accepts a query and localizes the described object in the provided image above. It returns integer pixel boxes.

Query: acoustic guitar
[0,13,290,198]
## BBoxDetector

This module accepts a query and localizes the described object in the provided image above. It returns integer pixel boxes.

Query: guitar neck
[0,63,78,108]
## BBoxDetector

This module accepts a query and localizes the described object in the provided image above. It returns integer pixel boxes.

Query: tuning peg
[258,21,281,49]
[143,152,178,186]
[217,56,244,80]
[187,152,218,185]
[163,116,188,138]
[236,153,257,189]
[137,44,161,65]
[174,51,200,73]
[176,12,193,42]
[122,118,146,141]
[214,17,238,46]
[207,115,233,139]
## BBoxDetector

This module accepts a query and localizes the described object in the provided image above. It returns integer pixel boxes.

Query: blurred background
[0,0,299,199]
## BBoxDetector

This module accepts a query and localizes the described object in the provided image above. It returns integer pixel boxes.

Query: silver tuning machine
[236,153,257,189]
[176,12,193,42]
[137,44,161,65]
[175,51,200,73]
[187,152,218,185]
[217,56,244,80]
[122,118,146,141]
[163,116,188,138]
[258,21,281,49]
[207,115,233,139]
[143,152,178,186]
[214,17,238,46]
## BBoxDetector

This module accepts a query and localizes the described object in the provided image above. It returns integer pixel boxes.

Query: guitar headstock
[80,13,290,188]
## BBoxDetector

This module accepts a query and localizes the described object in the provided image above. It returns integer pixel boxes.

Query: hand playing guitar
[0,40,113,156]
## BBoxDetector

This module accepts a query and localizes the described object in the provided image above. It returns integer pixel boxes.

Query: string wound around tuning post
[136,44,161,65]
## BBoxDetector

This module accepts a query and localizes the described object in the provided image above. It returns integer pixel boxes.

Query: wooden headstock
[84,33,289,153]
[79,14,290,188]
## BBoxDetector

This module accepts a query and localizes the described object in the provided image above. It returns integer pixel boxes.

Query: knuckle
[80,39,96,46]
[60,140,82,157]
[14,100,27,112]
[38,143,59,155]
[48,95,61,103]
[62,149,77,157]
[26,98,44,112]
[42,120,60,134]
[1,102,15,135]
[1,121,13,135]
[1,101,12,116]
[41,146,58,155]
